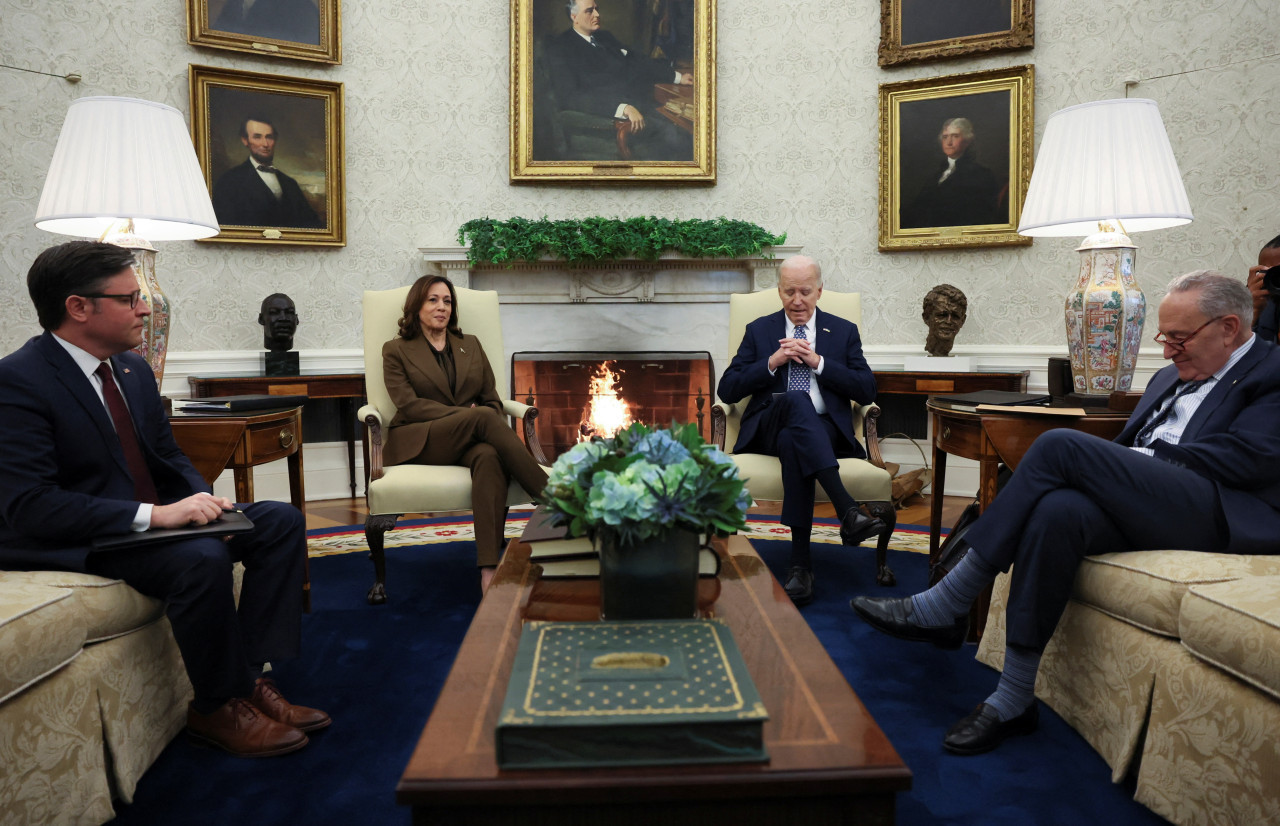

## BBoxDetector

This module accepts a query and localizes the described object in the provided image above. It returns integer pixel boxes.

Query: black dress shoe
[849,595,968,650]
[943,703,1039,755]
[840,509,886,546]
[783,565,814,606]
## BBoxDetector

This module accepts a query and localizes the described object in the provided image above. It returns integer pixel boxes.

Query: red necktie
[95,362,159,504]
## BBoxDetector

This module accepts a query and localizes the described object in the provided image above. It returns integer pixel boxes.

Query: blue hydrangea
[632,430,691,466]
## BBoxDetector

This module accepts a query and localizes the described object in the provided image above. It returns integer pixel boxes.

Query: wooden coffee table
[396,534,911,825]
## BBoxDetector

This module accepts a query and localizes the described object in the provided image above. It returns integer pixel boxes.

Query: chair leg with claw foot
[365,513,400,604]
[865,500,897,586]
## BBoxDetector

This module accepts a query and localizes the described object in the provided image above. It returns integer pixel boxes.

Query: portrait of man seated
[536,0,694,162]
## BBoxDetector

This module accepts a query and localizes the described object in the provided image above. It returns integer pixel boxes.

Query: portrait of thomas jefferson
[897,90,1012,231]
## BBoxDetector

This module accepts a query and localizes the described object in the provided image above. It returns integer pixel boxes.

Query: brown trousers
[410,407,547,566]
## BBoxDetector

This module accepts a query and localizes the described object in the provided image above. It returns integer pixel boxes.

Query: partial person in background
[381,275,548,591]
[718,255,885,606]
[1247,233,1280,343]
[213,115,323,229]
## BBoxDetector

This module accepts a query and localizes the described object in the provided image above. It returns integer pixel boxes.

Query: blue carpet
[109,529,1168,825]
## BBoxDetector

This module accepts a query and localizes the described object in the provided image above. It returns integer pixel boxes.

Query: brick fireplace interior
[511,351,715,462]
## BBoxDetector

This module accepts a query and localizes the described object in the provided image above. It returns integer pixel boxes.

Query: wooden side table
[926,399,1130,640]
[169,406,310,610]
[873,369,1029,397]
[187,373,367,497]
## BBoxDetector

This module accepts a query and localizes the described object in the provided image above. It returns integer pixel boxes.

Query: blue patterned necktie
[1133,379,1206,446]
[788,325,811,393]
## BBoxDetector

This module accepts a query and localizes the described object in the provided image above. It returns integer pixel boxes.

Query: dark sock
[790,523,812,569]
[910,550,998,626]
[984,645,1041,721]
[813,467,857,517]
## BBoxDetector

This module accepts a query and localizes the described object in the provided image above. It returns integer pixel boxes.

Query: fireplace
[512,351,715,462]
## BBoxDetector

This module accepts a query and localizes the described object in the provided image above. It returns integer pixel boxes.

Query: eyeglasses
[80,290,142,309]
[1153,316,1222,351]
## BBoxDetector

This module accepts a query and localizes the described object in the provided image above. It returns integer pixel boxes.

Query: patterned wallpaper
[1,0,1278,359]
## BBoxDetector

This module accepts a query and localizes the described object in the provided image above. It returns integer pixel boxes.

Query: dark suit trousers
[409,407,548,567]
[85,500,305,703]
[740,390,855,527]
[964,429,1227,652]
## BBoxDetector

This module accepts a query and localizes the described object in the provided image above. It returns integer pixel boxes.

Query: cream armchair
[711,288,898,586]
[358,286,547,604]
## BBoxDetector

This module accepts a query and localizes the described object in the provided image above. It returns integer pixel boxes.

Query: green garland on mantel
[456,217,787,266]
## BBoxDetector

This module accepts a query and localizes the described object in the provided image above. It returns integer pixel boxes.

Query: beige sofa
[977,551,1280,826]
[0,570,193,825]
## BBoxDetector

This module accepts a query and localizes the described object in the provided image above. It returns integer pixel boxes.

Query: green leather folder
[496,619,768,769]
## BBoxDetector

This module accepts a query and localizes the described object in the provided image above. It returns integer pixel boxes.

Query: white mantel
[419,244,803,380]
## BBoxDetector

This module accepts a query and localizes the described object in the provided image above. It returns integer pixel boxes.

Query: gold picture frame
[510,0,716,184]
[190,65,345,246]
[187,0,341,65]
[879,65,1034,252]
[878,0,1033,68]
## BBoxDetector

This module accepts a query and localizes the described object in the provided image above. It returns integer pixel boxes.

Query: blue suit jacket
[0,333,208,571]
[718,308,876,459]
[1115,337,1280,552]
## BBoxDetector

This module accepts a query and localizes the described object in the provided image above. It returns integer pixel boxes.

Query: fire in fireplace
[511,351,715,463]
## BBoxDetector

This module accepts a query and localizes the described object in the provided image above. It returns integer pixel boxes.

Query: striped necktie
[1133,379,1207,447]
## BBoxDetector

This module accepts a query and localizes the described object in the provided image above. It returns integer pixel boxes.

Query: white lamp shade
[35,96,219,241]
[1017,98,1193,237]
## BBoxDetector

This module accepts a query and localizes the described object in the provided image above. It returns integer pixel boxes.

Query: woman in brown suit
[382,275,548,589]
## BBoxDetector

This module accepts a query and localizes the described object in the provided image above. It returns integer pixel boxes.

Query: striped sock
[984,646,1041,721]
[910,550,997,627]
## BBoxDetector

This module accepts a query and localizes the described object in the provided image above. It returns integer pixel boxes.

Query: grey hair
[1165,270,1254,322]
[941,118,975,140]
[566,1,580,17]
[779,254,823,288]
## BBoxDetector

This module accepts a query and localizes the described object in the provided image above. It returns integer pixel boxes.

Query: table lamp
[34,96,220,389]
[1017,98,1193,401]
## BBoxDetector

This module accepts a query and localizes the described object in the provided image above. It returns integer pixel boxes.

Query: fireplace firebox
[511,351,714,463]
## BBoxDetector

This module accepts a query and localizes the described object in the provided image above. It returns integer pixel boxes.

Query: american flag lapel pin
[822,328,831,333]
[123,368,131,373]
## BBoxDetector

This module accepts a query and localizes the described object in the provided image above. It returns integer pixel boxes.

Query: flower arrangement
[541,422,751,548]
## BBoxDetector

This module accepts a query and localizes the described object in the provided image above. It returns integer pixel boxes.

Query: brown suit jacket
[381,334,503,467]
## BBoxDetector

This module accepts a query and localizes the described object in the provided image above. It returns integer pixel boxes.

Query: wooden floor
[304,493,971,533]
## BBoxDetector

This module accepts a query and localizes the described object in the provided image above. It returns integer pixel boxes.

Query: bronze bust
[922,284,967,357]
[258,293,299,352]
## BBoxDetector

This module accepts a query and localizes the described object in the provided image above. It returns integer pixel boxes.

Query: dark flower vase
[597,528,701,620]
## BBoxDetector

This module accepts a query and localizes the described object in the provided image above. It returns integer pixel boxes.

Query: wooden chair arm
[859,402,888,470]
[710,402,729,451]
[358,403,387,484]
[503,399,549,467]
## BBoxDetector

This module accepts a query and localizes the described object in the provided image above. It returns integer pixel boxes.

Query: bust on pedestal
[904,284,972,372]
[259,293,300,376]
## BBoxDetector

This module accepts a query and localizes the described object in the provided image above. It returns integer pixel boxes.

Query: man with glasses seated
[0,241,330,757]
[851,270,1280,755]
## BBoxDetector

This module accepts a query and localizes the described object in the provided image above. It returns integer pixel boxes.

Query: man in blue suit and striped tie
[719,255,886,606]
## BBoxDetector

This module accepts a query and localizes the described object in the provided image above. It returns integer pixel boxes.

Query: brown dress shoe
[251,677,332,732]
[187,698,308,757]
